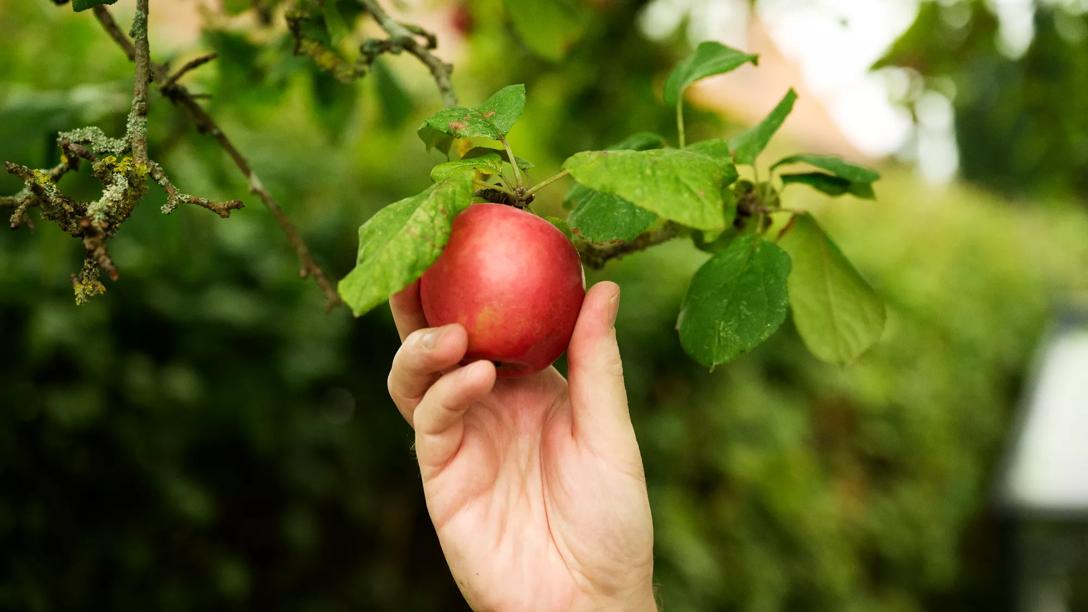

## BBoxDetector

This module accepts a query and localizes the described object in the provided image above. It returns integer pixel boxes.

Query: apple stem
[500,136,524,188]
[526,170,570,196]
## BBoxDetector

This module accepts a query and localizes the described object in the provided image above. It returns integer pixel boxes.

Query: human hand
[386,281,655,611]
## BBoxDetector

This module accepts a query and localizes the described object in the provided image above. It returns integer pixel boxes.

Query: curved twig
[93,5,341,310]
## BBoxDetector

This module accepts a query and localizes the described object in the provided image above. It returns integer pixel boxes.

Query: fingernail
[419,328,441,350]
[609,287,621,326]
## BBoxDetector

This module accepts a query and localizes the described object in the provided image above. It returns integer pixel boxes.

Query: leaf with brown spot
[417,85,526,152]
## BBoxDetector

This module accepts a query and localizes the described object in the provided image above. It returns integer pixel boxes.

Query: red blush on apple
[420,203,586,377]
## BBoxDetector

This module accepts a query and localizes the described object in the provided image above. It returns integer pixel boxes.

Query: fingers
[566,282,638,456]
[390,281,428,341]
[388,324,468,425]
[414,360,496,476]
[388,282,495,476]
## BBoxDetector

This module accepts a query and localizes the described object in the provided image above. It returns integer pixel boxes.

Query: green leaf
[691,227,741,254]
[417,126,455,155]
[780,173,875,199]
[730,88,797,165]
[504,0,588,61]
[567,186,657,242]
[337,172,475,316]
[772,154,880,183]
[563,131,667,240]
[608,132,668,151]
[417,84,527,153]
[72,0,117,11]
[461,146,534,170]
[687,138,738,213]
[677,235,792,368]
[774,154,880,197]
[477,84,526,136]
[664,41,759,107]
[687,138,733,162]
[778,214,885,363]
[563,149,735,231]
[430,152,504,181]
[418,107,501,148]
[544,216,574,240]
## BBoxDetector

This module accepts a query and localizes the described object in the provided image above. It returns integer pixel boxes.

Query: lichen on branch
[287,0,458,106]
[1,0,242,303]
[91,4,341,310]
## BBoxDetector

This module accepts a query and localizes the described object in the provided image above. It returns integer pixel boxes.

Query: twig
[285,0,457,108]
[93,5,342,310]
[2,2,261,303]
[1,158,72,228]
[149,161,243,218]
[358,0,457,106]
[163,53,218,89]
[169,93,340,308]
[577,222,686,269]
[400,23,438,49]
[4,161,84,234]
[127,0,150,167]
[94,3,136,62]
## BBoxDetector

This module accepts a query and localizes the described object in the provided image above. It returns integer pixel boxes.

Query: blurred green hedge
[2,2,1087,611]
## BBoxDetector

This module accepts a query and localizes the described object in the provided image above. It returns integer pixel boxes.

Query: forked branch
[92,5,341,309]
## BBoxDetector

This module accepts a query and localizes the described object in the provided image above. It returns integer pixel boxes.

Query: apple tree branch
[2,0,244,304]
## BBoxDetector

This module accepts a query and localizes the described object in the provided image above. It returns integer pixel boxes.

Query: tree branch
[1,156,75,228]
[2,4,254,303]
[163,53,218,89]
[127,0,150,167]
[287,0,458,107]
[358,0,458,106]
[149,161,243,218]
[576,222,686,269]
[92,5,342,310]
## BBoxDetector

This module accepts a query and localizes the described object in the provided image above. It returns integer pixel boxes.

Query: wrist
[629,587,658,612]
[626,594,658,612]
[579,584,657,612]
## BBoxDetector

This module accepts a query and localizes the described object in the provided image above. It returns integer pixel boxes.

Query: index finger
[390,281,428,341]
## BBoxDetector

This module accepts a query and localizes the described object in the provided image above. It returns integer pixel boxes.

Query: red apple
[420,203,585,377]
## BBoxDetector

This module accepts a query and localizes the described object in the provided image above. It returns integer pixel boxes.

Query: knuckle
[605,354,624,378]
[386,370,400,399]
[603,333,624,378]
[404,328,428,350]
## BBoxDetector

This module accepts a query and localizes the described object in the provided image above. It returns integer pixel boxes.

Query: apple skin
[420,203,586,377]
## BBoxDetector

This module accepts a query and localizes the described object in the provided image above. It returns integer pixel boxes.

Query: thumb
[566,281,638,457]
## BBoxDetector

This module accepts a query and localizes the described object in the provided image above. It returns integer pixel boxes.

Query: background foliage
[2,1,1087,610]
[875,0,1088,199]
